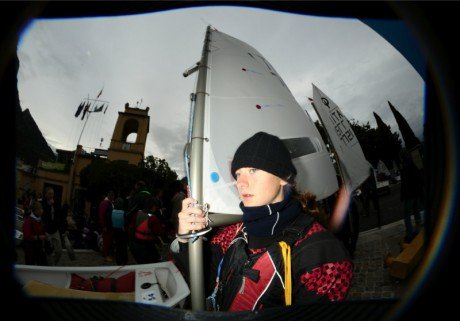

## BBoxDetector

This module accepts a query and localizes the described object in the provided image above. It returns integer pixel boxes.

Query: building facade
[16,103,150,211]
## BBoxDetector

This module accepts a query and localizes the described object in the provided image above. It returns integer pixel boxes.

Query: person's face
[45,190,54,201]
[235,167,287,207]
[35,205,44,216]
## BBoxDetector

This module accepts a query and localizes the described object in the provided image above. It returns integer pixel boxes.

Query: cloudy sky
[17,6,424,177]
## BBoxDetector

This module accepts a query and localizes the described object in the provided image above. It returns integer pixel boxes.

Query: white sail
[194,29,338,216]
[377,159,391,177]
[312,84,371,191]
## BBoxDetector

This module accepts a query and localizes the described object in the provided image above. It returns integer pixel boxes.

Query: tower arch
[107,103,150,166]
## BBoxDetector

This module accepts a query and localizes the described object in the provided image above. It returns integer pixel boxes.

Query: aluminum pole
[188,25,212,311]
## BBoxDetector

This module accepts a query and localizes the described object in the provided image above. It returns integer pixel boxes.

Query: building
[16,103,150,211]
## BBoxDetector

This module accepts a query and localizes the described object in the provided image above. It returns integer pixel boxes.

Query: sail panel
[200,30,338,215]
[312,84,371,191]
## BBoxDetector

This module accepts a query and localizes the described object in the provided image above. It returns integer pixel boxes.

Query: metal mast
[188,25,212,311]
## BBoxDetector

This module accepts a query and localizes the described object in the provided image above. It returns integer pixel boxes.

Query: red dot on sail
[256,105,262,109]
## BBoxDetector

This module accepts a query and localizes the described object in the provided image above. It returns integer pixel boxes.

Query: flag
[81,102,90,120]
[93,104,104,113]
[97,87,103,98]
[74,102,84,117]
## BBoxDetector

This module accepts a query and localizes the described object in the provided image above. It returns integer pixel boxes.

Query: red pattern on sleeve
[294,222,325,246]
[300,260,353,301]
[210,223,240,253]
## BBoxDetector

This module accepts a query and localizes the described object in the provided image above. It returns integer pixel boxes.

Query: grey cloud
[17,6,424,177]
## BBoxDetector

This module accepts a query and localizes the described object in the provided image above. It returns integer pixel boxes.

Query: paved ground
[348,219,408,300]
[359,182,403,232]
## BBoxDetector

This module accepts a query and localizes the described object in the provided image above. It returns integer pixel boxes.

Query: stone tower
[107,103,150,166]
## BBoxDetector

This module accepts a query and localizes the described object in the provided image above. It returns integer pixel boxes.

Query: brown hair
[292,189,330,229]
[30,200,43,213]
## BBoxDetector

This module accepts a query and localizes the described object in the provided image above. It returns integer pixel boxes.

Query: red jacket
[174,211,353,311]
[134,210,166,242]
[23,215,46,240]
[98,198,113,229]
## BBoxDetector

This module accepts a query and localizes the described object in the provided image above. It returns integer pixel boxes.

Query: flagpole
[69,97,92,211]
[69,90,108,212]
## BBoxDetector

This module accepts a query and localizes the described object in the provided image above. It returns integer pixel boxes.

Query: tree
[314,116,402,171]
[79,155,178,205]
[349,120,379,168]
[372,112,403,170]
[350,119,402,169]
[79,159,141,204]
[141,155,178,188]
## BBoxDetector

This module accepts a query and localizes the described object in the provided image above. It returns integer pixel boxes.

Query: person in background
[41,186,63,265]
[153,188,167,217]
[399,149,424,243]
[170,177,188,232]
[333,190,360,259]
[171,131,352,311]
[111,197,128,265]
[60,202,76,261]
[98,190,115,262]
[125,180,151,241]
[22,201,48,265]
[130,195,167,264]
[361,167,381,227]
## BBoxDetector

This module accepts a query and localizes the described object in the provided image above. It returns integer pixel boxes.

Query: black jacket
[173,211,353,311]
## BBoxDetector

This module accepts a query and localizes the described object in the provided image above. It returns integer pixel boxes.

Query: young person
[22,201,48,265]
[98,190,114,262]
[171,131,353,311]
[130,195,168,264]
[41,187,63,265]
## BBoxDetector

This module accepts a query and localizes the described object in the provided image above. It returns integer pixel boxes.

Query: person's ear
[280,179,288,187]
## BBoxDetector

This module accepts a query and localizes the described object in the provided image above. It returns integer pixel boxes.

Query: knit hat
[231,132,297,183]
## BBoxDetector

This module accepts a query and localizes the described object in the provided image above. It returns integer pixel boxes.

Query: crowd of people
[17,177,188,266]
[20,186,75,266]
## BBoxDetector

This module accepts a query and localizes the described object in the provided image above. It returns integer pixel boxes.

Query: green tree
[349,120,379,167]
[79,156,177,204]
[140,155,178,188]
[79,159,141,204]
[314,116,402,171]
[350,119,402,169]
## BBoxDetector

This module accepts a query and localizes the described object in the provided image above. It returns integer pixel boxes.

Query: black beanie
[231,132,297,182]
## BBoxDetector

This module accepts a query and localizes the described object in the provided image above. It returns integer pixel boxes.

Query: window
[282,137,319,159]
[122,143,131,151]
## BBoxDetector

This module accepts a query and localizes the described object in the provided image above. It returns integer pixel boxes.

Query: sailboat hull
[15,262,190,308]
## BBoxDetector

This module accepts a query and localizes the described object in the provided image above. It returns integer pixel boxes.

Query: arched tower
[107,103,150,166]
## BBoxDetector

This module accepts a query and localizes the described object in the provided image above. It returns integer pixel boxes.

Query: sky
[17,6,424,177]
